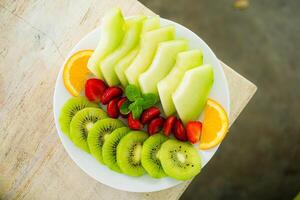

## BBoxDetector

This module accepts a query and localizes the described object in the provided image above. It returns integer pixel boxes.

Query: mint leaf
[141,93,158,109]
[128,101,137,111]
[120,100,130,115]
[135,97,145,106]
[125,85,141,101]
[128,99,144,119]
[132,105,143,119]
[128,98,145,110]
[124,87,158,118]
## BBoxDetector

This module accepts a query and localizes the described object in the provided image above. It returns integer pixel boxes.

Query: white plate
[53,17,230,193]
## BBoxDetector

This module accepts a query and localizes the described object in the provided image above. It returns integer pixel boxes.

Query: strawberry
[186,121,202,144]
[148,117,165,135]
[174,119,187,141]
[117,97,128,109]
[163,115,177,136]
[85,78,107,102]
[128,113,143,130]
[117,97,129,117]
[107,98,120,118]
[101,86,123,105]
[140,106,160,124]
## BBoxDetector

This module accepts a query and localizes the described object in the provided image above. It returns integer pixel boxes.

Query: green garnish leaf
[128,101,137,111]
[120,100,130,115]
[125,85,141,101]
[124,85,159,118]
[132,105,143,119]
[141,93,158,109]
[135,97,145,106]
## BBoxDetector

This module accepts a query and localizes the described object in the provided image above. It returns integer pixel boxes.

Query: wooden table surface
[0,0,257,199]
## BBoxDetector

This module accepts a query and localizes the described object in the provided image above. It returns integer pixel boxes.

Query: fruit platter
[53,8,230,192]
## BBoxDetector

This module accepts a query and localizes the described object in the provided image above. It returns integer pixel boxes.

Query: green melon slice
[114,17,161,88]
[139,40,188,95]
[172,65,214,124]
[100,16,146,86]
[141,16,160,32]
[87,8,125,79]
[125,26,175,87]
[157,50,203,116]
[114,47,139,88]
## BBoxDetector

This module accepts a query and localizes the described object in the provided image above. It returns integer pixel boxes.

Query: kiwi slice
[59,97,98,138]
[69,107,108,153]
[158,139,201,180]
[117,131,148,176]
[87,118,125,164]
[102,127,130,173]
[141,133,168,178]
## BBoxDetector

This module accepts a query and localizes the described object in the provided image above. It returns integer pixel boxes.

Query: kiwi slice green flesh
[102,127,130,173]
[117,131,148,176]
[158,139,201,180]
[59,97,98,138]
[88,118,125,164]
[141,133,168,178]
[70,107,108,153]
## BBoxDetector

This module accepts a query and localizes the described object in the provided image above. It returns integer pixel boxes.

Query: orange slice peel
[199,99,229,150]
[63,50,93,96]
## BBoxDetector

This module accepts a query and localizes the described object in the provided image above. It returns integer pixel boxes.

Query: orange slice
[63,50,93,96]
[199,99,229,150]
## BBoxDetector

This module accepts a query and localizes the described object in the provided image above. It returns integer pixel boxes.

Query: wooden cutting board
[0,0,257,199]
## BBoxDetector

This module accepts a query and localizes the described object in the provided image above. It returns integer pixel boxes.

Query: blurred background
[138,0,300,199]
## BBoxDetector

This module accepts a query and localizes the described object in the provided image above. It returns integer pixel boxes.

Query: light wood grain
[0,0,256,199]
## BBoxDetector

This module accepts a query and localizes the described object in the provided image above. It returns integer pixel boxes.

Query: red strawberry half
[107,98,120,118]
[140,107,160,124]
[85,78,107,102]
[186,121,202,144]
[117,97,129,117]
[128,113,143,130]
[174,119,187,141]
[101,86,123,104]
[147,117,165,135]
[117,97,128,109]
[163,115,177,136]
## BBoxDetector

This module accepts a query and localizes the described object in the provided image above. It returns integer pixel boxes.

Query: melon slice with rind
[114,17,161,88]
[87,8,125,79]
[141,16,160,32]
[172,65,214,124]
[100,16,146,86]
[157,50,203,116]
[139,39,188,95]
[125,26,175,87]
[114,48,139,87]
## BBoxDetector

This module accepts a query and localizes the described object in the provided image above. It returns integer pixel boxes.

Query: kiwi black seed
[59,97,98,138]
[87,118,125,164]
[69,107,107,153]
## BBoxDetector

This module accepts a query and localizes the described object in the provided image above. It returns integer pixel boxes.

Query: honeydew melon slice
[125,26,175,87]
[142,16,160,32]
[100,16,146,86]
[172,65,214,124]
[88,8,125,79]
[139,40,188,95]
[157,50,203,116]
[114,48,138,87]
[114,17,161,88]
